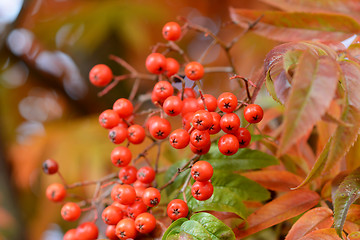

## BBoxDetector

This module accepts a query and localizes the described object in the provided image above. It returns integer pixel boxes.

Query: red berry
[189,142,211,155]
[133,180,152,189]
[153,81,174,101]
[116,218,137,240]
[113,98,133,119]
[127,124,145,144]
[135,212,156,234]
[191,181,214,201]
[151,90,164,106]
[149,118,171,140]
[99,109,120,129]
[163,96,183,116]
[142,187,161,207]
[217,92,238,113]
[190,129,211,148]
[182,112,195,131]
[169,129,190,149]
[145,115,161,130]
[109,126,128,144]
[220,113,240,134]
[111,184,137,205]
[165,58,180,77]
[134,186,146,199]
[191,161,213,182]
[167,199,189,220]
[137,166,156,184]
[185,62,204,81]
[89,64,113,87]
[208,112,221,135]
[127,199,147,219]
[105,225,118,240]
[192,110,213,131]
[244,104,264,123]
[218,134,239,156]
[198,94,217,112]
[76,222,99,240]
[102,205,124,225]
[61,202,81,221]
[146,53,167,74]
[42,158,58,175]
[63,229,77,240]
[46,183,66,202]
[112,201,128,212]
[177,88,197,99]
[181,98,201,117]
[119,166,138,185]
[162,22,182,41]
[111,146,132,168]
[235,128,251,148]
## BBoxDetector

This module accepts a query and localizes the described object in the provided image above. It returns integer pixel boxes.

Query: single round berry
[76,222,99,240]
[111,184,137,205]
[185,62,204,81]
[149,117,171,140]
[191,181,214,201]
[106,225,118,240]
[142,187,161,207]
[244,104,264,124]
[165,58,180,77]
[127,199,147,219]
[112,201,128,212]
[99,109,120,129]
[169,129,190,149]
[190,129,211,148]
[89,64,113,87]
[109,126,128,144]
[198,94,217,112]
[191,161,213,182]
[208,112,221,135]
[189,142,211,155]
[235,128,251,148]
[134,186,146,199]
[119,166,138,185]
[217,92,238,113]
[127,124,145,144]
[135,212,156,234]
[111,146,132,168]
[182,112,195,131]
[146,53,167,74]
[63,229,77,240]
[102,205,124,225]
[151,90,164,106]
[133,180,152,189]
[177,88,197,99]
[153,81,174,101]
[145,115,162,130]
[181,98,201,117]
[116,218,137,240]
[113,98,133,119]
[163,96,183,116]
[162,22,182,41]
[46,183,66,202]
[220,113,240,134]
[42,158,58,175]
[167,199,189,220]
[218,134,239,156]
[61,202,81,221]
[192,110,213,131]
[137,166,156,184]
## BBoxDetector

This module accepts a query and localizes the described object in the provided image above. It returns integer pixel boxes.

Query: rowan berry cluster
[43,19,264,240]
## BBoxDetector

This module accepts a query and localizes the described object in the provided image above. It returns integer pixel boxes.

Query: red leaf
[298,228,343,240]
[285,207,334,240]
[234,189,320,238]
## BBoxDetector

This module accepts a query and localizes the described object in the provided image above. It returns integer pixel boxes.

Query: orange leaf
[285,207,334,240]
[348,231,360,240]
[242,170,303,191]
[298,228,343,240]
[235,189,320,238]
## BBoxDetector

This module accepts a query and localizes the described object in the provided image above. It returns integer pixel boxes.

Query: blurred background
[0,0,277,239]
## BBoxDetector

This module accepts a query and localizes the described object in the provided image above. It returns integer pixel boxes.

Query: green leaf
[190,212,236,240]
[203,147,279,171]
[265,67,284,104]
[283,49,304,81]
[180,220,212,240]
[163,160,191,196]
[278,50,339,155]
[212,171,270,201]
[162,218,188,240]
[333,167,360,238]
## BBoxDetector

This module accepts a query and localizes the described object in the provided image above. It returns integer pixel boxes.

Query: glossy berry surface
[135,212,156,234]
[127,200,147,219]
[177,88,197,99]
[217,92,238,113]
[42,158,58,175]
[185,62,204,81]
[167,199,189,220]
[169,128,190,149]
[76,222,99,240]
[63,229,77,240]
[113,98,133,119]
[218,134,239,156]
[189,142,211,155]
[116,218,137,240]
[220,113,240,134]
[137,166,156,184]
[181,98,201,117]
[236,128,251,148]
[163,96,183,116]
[190,129,211,148]
[111,184,137,205]
[208,112,221,135]
[142,187,161,207]
[46,183,66,202]
[105,225,118,240]
[152,81,174,101]
[102,205,124,225]
[99,109,120,129]
[149,117,171,140]
[165,58,180,77]
[145,53,167,74]
[191,181,214,201]
[198,94,217,112]
[191,161,213,182]
[109,126,128,144]
[192,110,213,131]
[111,146,132,168]
[244,104,264,123]
[127,124,145,144]
[61,202,81,221]
[119,166,138,185]
[162,22,182,41]
[89,64,113,87]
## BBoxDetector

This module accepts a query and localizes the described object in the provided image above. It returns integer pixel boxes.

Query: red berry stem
[109,54,137,74]
[155,143,162,174]
[179,173,192,204]
[66,172,118,189]
[57,171,68,186]
[195,81,208,111]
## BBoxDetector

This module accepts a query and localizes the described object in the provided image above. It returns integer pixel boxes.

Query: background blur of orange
[0,0,277,239]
